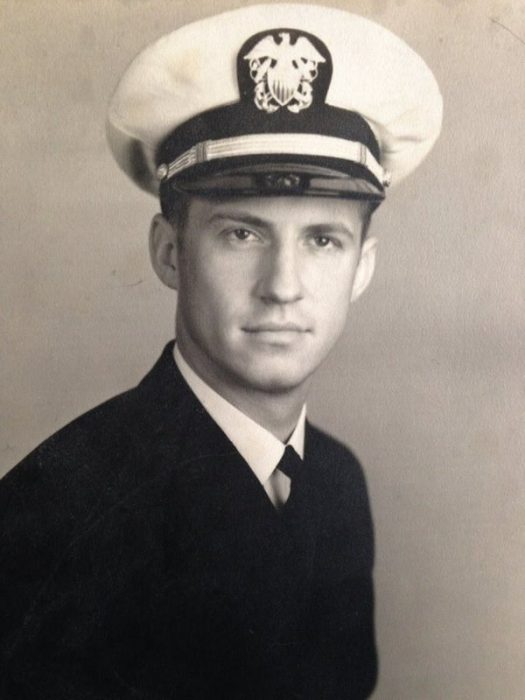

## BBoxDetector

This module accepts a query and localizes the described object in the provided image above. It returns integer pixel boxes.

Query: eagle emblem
[244,32,326,113]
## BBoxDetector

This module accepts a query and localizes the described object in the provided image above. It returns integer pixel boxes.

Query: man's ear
[351,236,378,302]
[149,214,179,290]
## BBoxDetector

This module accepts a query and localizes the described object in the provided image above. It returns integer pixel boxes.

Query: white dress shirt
[174,345,305,509]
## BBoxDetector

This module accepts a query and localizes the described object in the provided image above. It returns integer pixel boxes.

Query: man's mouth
[243,322,310,333]
[242,323,311,345]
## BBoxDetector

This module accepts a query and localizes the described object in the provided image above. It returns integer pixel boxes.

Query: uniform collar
[173,344,305,486]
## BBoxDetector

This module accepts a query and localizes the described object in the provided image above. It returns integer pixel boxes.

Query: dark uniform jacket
[0,342,377,699]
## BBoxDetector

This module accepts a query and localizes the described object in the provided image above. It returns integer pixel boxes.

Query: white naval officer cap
[107,3,442,203]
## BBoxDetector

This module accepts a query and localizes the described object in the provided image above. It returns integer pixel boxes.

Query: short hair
[160,183,192,233]
[361,199,379,242]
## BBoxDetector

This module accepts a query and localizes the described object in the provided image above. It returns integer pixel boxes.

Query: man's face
[160,195,376,397]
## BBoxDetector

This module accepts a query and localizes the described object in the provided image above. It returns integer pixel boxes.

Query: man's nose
[256,240,304,304]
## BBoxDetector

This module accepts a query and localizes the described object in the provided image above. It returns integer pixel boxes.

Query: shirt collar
[173,344,305,485]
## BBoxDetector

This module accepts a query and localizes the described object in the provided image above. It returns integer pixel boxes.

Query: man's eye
[310,234,339,249]
[226,228,258,242]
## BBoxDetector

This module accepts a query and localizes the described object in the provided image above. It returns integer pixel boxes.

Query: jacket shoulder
[0,358,188,649]
[306,421,365,479]
[2,385,144,498]
[0,387,143,644]
[306,422,375,573]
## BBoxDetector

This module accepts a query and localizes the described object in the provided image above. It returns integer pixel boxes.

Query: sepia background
[1,0,524,697]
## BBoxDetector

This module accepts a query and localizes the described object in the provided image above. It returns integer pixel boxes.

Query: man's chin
[233,362,314,396]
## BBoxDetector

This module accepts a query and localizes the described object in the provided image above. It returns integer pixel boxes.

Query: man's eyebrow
[305,223,357,239]
[206,212,272,229]
[206,213,357,239]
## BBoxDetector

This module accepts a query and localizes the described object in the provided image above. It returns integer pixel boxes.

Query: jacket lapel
[133,341,323,549]
[133,341,282,517]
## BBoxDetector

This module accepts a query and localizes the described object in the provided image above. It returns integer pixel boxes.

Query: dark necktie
[277,445,303,482]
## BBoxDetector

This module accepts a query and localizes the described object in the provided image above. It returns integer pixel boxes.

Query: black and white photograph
[1,1,524,698]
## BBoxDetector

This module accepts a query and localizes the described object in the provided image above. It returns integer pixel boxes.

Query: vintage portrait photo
[1,1,523,698]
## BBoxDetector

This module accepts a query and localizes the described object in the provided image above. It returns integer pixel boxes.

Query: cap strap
[157,133,389,186]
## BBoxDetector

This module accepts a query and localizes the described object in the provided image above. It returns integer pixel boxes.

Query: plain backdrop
[1,0,524,697]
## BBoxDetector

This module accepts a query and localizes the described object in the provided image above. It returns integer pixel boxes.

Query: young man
[0,5,442,699]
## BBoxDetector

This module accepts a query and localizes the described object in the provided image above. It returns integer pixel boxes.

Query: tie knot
[277,445,303,481]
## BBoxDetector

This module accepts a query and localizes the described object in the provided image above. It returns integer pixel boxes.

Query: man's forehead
[186,195,370,230]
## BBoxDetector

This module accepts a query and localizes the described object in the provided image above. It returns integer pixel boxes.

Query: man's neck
[216,383,307,443]
[176,342,308,443]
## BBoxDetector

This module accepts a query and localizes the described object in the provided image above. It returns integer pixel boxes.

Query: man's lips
[242,322,310,333]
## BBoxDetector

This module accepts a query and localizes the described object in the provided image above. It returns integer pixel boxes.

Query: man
[0,5,442,699]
